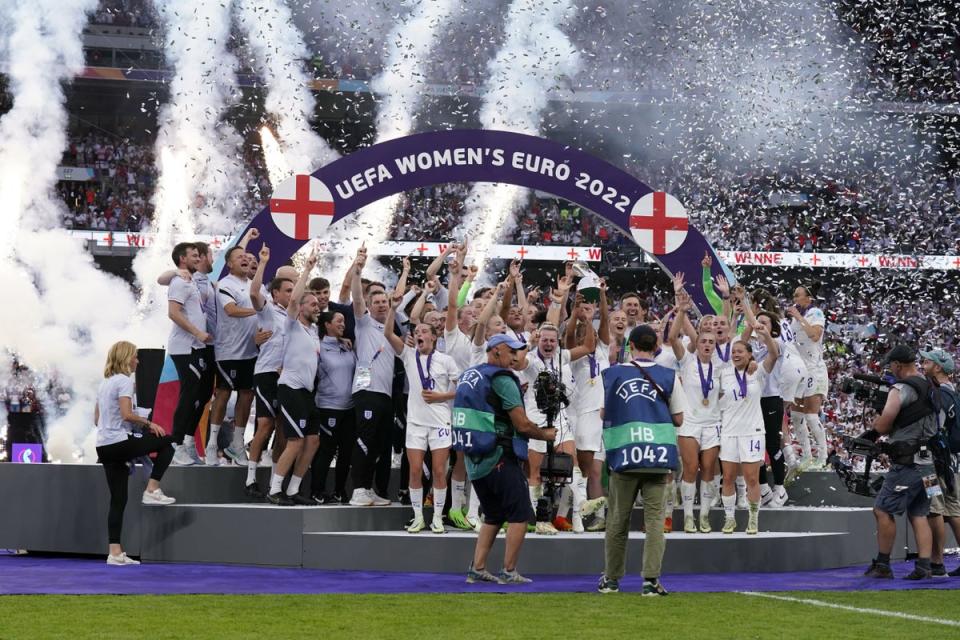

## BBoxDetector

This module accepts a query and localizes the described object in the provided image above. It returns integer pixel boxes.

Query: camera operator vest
[891,376,936,433]
[601,362,678,473]
[452,363,528,460]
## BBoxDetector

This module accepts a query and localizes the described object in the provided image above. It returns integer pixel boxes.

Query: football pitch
[1,591,957,639]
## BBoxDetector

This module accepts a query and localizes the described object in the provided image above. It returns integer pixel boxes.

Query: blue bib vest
[601,362,678,473]
[452,363,528,460]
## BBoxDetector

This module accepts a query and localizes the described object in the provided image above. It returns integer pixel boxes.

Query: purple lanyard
[588,353,599,379]
[538,350,556,372]
[416,350,434,390]
[734,367,748,398]
[513,329,526,345]
[697,358,713,399]
[371,347,383,363]
[716,342,731,363]
[618,340,628,363]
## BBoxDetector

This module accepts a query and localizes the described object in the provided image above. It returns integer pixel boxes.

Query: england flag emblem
[269,174,336,240]
[628,191,688,255]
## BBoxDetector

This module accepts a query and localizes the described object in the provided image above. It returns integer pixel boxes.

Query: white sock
[699,480,714,517]
[410,487,424,520]
[467,491,480,521]
[183,435,195,449]
[774,484,786,498]
[806,413,827,462]
[208,423,221,448]
[451,479,465,511]
[572,467,587,519]
[286,475,302,496]
[269,473,283,495]
[433,487,447,521]
[246,461,257,485]
[530,485,542,513]
[681,481,697,518]
[558,486,573,519]
[735,476,746,501]
[231,426,245,449]
[722,492,736,519]
[792,411,811,460]
[782,443,798,466]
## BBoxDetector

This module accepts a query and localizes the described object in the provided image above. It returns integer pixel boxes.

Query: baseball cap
[486,333,527,352]
[628,324,658,348]
[919,348,955,373]
[882,344,916,366]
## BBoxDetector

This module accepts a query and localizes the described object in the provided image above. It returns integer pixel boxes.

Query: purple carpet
[1,552,957,595]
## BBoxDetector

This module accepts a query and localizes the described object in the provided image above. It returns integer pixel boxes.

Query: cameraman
[865,345,938,580]
[456,334,556,585]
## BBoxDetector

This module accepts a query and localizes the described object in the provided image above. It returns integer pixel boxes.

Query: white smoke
[234,0,339,178]
[462,0,581,270]
[133,0,247,310]
[0,0,164,462]
[328,0,460,288]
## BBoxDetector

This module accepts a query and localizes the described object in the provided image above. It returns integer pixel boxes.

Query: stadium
[1,1,959,637]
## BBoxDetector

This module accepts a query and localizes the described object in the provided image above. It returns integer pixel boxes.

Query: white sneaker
[142,488,176,506]
[107,552,140,566]
[349,489,375,506]
[224,445,248,465]
[371,493,391,506]
[430,518,446,534]
[771,487,789,507]
[535,521,558,535]
[760,488,775,506]
[204,445,219,466]
[465,514,480,531]
[407,516,426,533]
[171,446,196,467]
[258,450,273,467]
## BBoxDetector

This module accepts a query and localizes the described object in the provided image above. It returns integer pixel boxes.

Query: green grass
[0,591,956,639]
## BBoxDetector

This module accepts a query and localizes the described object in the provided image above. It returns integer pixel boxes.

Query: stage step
[301,529,864,574]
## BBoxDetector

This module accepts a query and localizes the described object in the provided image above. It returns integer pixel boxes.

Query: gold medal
[701,398,709,407]
[590,379,596,386]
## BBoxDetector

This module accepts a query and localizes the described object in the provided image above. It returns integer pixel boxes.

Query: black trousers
[351,391,393,492]
[96,433,175,545]
[170,349,206,445]
[759,396,786,486]
[311,407,355,497]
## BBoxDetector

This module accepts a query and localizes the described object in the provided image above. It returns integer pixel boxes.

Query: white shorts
[803,364,829,399]
[720,434,764,464]
[779,362,808,403]
[677,421,721,450]
[528,421,575,453]
[405,423,452,451]
[574,409,602,452]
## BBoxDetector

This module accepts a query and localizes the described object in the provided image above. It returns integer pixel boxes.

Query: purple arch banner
[227,129,732,312]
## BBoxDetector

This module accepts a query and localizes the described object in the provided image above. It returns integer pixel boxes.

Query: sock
[530,485,542,513]
[208,424,221,449]
[451,479,465,512]
[246,460,257,486]
[721,492,736,519]
[876,552,890,565]
[699,480,714,518]
[735,475,746,494]
[774,484,786,498]
[712,477,721,505]
[749,500,759,514]
[467,491,480,521]
[572,467,587,520]
[433,487,447,521]
[806,413,827,462]
[183,435,195,451]
[791,411,811,460]
[231,426,245,450]
[681,481,697,518]
[782,444,798,466]
[558,486,573,519]
[269,473,283,495]
[410,487,424,520]
[286,475,302,496]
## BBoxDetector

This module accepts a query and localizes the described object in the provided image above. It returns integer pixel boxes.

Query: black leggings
[97,433,175,545]
[758,396,786,486]
[311,408,355,497]
[171,349,206,444]
[351,391,394,492]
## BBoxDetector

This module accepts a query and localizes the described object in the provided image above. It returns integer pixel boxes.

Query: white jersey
[719,364,768,437]
[569,341,609,414]
[750,338,781,397]
[712,340,735,372]
[678,352,722,425]
[167,276,206,355]
[790,307,826,368]
[654,346,679,371]
[400,346,458,428]
[215,274,258,361]
[278,316,320,390]
[443,327,473,373]
[254,301,287,375]
[520,349,578,429]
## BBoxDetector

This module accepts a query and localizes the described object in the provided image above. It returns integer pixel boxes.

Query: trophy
[571,261,601,303]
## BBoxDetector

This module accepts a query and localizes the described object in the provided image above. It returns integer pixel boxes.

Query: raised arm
[288,248,318,318]
[156,268,191,286]
[546,274,572,327]
[411,279,438,325]
[250,243,270,311]
[426,243,456,280]
[237,227,260,251]
[472,282,505,346]
[755,323,780,373]
[351,245,368,318]
[597,278,610,346]
[568,317,597,361]
[395,256,411,300]
[457,263,477,308]
[499,271,516,323]
[563,298,579,349]
[670,292,693,360]
[700,252,724,315]
[383,291,406,355]
[445,259,463,333]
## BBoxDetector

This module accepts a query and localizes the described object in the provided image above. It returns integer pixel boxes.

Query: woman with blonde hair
[94,341,177,566]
